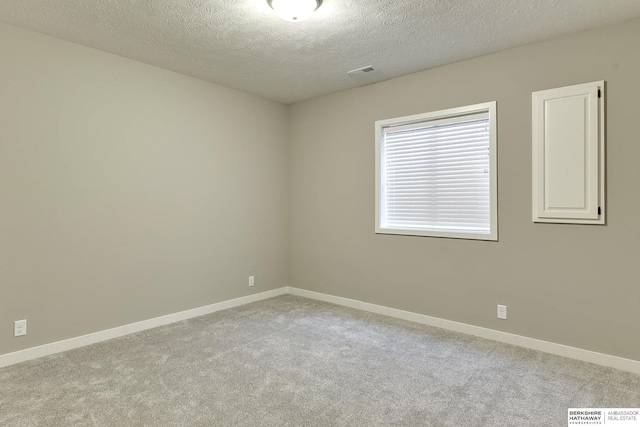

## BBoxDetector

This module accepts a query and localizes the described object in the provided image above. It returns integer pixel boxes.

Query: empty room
[1,0,640,425]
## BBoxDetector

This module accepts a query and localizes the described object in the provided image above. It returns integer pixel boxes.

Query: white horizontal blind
[380,111,491,235]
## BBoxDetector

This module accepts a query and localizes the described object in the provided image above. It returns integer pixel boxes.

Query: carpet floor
[1,295,639,426]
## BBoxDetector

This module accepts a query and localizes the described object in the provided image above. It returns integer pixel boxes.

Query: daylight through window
[375,102,497,241]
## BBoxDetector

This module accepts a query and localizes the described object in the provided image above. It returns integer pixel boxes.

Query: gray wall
[0,23,289,355]
[2,17,639,363]
[289,18,640,361]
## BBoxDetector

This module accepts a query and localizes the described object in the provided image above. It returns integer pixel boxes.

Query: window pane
[376,103,497,240]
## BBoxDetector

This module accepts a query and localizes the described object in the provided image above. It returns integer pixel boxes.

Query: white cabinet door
[532,81,605,224]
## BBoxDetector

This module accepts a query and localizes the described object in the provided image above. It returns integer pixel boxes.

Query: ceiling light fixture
[267,0,323,22]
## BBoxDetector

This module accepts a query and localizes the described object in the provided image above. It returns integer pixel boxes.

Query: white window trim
[375,101,498,241]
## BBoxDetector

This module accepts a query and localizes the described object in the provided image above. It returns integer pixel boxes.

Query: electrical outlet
[497,305,507,320]
[249,276,255,287]
[14,319,27,337]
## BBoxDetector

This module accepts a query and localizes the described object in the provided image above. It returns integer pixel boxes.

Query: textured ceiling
[2,0,640,104]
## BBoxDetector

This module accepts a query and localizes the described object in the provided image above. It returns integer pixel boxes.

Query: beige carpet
[1,295,639,426]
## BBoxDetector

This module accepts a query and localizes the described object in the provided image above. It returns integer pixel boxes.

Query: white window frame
[375,102,498,241]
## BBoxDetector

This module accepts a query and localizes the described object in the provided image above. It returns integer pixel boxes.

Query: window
[375,102,497,241]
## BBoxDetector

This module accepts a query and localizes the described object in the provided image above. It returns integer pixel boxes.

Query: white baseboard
[287,287,640,375]
[0,287,288,368]
[2,285,639,375]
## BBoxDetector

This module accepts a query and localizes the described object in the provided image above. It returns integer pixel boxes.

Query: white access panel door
[532,81,605,224]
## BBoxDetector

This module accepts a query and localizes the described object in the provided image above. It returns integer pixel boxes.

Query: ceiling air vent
[347,66,375,76]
